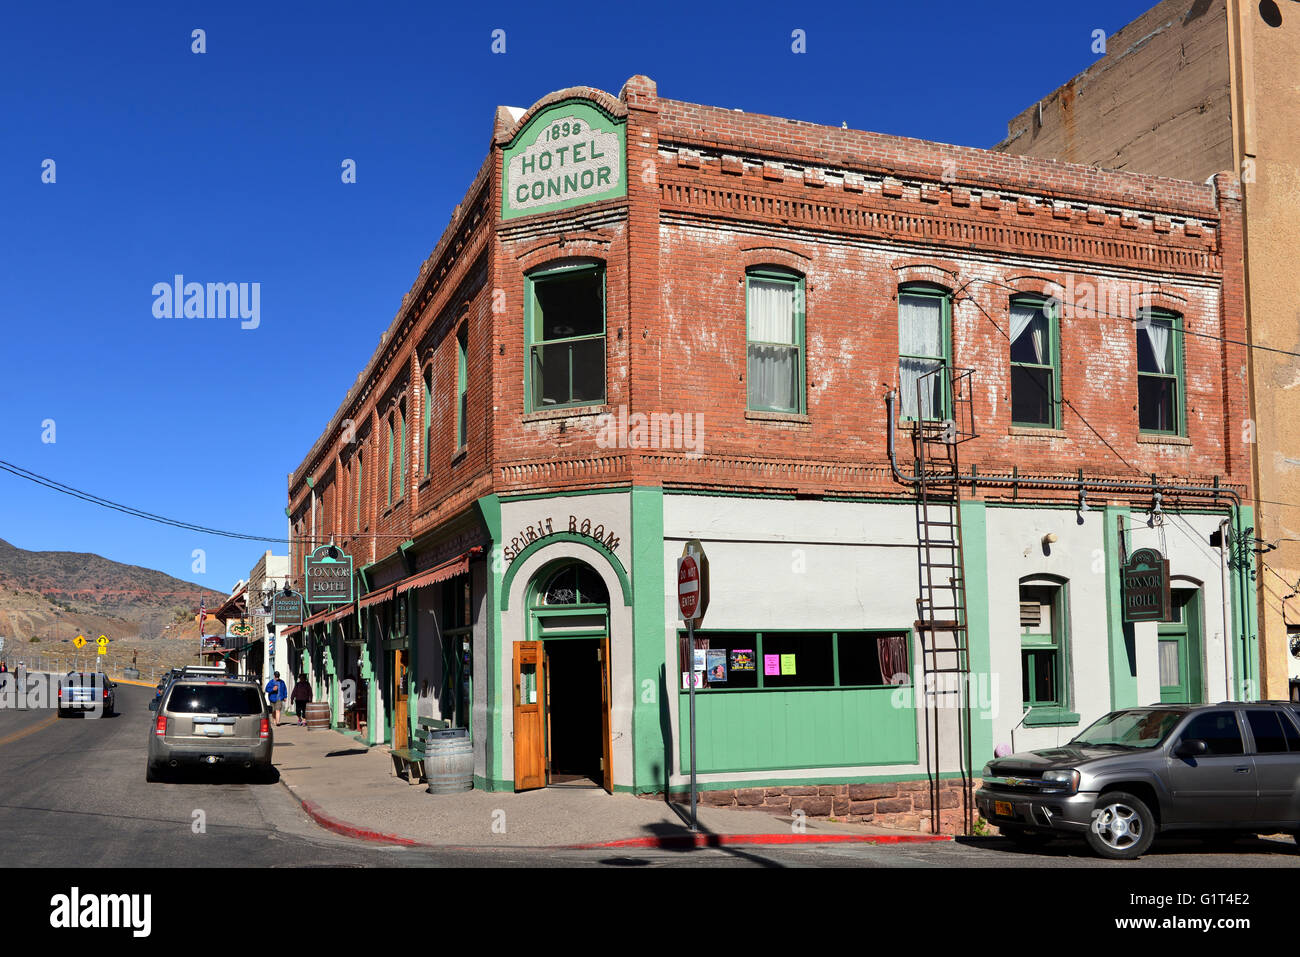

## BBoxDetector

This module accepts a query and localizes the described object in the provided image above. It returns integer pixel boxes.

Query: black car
[58,672,116,717]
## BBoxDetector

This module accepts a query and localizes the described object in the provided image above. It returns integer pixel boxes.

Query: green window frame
[422,368,432,476]
[1009,296,1062,429]
[1019,579,1078,725]
[745,268,806,414]
[1136,308,1185,435]
[385,415,394,507]
[898,284,952,421]
[676,629,913,692]
[456,326,468,448]
[398,400,406,497]
[524,262,606,412]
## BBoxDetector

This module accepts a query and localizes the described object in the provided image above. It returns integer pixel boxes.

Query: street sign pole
[688,614,697,832]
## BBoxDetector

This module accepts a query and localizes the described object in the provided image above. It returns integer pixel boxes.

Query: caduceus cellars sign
[305,545,354,606]
[501,100,626,220]
[1122,547,1172,623]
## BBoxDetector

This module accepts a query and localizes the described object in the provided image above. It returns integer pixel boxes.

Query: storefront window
[679,630,910,690]
[441,574,473,730]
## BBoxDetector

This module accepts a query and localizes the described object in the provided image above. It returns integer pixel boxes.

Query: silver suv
[147,668,272,782]
[977,702,1300,859]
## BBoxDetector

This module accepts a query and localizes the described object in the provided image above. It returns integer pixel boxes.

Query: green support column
[359,629,377,746]
[1231,505,1260,700]
[475,494,504,790]
[959,500,994,766]
[1104,506,1139,709]
[631,486,666,794]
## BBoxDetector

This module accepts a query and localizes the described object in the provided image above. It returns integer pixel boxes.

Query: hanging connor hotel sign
[502,100,626,220]
[305,545,354,606]
[1122,547,1172,623]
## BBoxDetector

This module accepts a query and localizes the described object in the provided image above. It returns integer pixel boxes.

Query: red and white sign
[677,555,701,620]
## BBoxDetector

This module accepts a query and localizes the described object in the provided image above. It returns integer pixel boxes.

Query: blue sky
[0,0,1154,594]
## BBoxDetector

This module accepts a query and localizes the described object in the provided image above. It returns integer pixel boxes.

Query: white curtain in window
[1143,319,1170,374]
[748,279,795,344]
[1158,640,1180,687]
[748,279,797,410]
[1010,303,1044,363]
[899,295,943,418]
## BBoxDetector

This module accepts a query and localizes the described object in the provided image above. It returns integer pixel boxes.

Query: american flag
[198,599,206,643]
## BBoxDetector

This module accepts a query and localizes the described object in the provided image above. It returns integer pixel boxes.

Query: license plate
[200,725,227,736]
[994,800,1013,818]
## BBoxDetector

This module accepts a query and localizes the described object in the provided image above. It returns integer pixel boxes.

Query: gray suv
[147,670,272,782]
[977,702,1300,859]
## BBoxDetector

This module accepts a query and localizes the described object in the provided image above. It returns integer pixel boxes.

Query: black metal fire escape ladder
[911,367,977,834]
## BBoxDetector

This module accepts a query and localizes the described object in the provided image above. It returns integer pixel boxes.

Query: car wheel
[1086,791,1156,860]
[1001,826,1053,847]
[146,763,160,783]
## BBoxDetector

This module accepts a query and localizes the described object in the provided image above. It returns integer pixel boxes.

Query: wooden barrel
[424,729,473,794]
[305,701,331,730]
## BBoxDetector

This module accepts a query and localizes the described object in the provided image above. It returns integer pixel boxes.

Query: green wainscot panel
[677,687,918,774]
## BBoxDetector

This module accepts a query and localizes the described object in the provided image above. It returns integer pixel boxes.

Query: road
[0,682,1297,869]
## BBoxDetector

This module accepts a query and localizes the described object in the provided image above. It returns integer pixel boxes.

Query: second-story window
[1010,297,1060,428]
[422,367,432,475]
[398,398,407,498]
[457,325,468,448]
[1137,309,1183,435]
[386,414,395,507]
[746,268,805,414]
[526,263,605,411]
[898,285,951,420]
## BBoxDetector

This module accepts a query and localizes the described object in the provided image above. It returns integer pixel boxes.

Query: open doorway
[545,639,604,787]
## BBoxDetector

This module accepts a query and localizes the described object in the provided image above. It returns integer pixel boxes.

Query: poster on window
[706,648,727,683]
[730,649,755,672]
[693,649,707,672]
[764,654,780,675]
[681,671,703,690]
[780,654,797,676]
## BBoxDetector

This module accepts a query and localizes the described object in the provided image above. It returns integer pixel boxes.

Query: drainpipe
[1219,518,1234,701]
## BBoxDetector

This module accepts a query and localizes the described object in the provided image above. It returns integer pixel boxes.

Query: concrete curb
[276,774,955,850]
[565,832,953,850]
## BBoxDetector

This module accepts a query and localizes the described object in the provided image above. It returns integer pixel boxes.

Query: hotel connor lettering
[502,100,625,219]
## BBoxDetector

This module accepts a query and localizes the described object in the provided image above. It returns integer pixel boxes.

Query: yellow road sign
[97,646,107,655]
[96,635,108,647]
[73,635,86,649]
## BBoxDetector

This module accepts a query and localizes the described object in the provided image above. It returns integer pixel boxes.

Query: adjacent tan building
[996,0,1300,699]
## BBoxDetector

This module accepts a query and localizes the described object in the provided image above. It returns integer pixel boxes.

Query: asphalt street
[1,682,1298,869]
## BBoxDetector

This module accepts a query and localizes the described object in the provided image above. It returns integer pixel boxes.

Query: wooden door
[513,641,547,790]
[393,650,409,749]
[599,636,612,793]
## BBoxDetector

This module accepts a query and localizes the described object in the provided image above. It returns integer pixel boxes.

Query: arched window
[537,563,609,606]
[898,284,951,420]
[745,266,805,414]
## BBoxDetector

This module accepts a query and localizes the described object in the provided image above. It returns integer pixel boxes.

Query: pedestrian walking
[291,674,313,727]
[264,671,288,726]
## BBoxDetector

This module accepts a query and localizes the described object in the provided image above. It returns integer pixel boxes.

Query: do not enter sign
[678,555,701,620]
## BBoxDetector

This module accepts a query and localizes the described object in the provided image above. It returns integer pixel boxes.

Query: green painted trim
[1231,505,1259,699]
[1008,295,1062,430]
[474,494,503,789]
[283,506,291,518]
[456,326,468,448]
[897,283,953,421]
[472,775,515,792]
[1103,507,1138,709]
[1137,309,1186,437]
[959,500,995,764]
[1022,709,1081,728]
[631,486,666,794]
[500,532,631,610]
[636,771,967,795]
[306,477,315,489]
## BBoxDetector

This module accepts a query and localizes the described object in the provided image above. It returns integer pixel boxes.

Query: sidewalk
[270,722,952,849]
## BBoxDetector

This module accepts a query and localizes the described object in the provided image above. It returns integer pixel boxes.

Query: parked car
[150,668,186,710]
[977,702,1300,859]
[147,668,272,782]
[58,672,116,717]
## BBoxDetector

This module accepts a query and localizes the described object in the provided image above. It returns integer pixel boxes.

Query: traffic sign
[677,555,701,620]
[97,645,107,656]
[96,635,109,648]
[73,635,87,649]
[680,539,709,622]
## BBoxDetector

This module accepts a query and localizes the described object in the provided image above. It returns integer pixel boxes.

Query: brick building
[285,76,1253,833]
[994,0,1300,700]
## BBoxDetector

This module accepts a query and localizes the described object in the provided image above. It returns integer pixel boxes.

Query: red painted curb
[566,832,954,850]
[296,798,420,847]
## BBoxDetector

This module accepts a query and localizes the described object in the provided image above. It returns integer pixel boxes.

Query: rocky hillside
[0,537,227,642]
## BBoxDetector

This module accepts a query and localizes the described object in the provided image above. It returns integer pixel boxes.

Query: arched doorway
[513,560,612,792]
